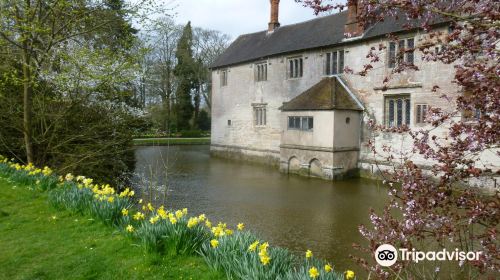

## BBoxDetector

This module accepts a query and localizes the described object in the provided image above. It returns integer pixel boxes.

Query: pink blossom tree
[297,0,499,278]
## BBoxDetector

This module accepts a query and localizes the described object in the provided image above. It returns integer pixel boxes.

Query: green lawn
[0,177,224,280]
[133,137,210,146]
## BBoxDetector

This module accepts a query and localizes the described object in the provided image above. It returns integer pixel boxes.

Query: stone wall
[210,26,499,186]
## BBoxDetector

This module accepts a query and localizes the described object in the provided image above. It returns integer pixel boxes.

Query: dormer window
[325,50,345,75]
[388,38,415,68]
[287,57,303,79]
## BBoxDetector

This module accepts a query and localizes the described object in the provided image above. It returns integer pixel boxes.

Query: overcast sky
[168,0,330,40]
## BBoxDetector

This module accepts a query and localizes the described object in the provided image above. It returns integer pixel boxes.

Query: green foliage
[196,109,211,131]
[180,130,204,138]
[174,22,197,131]
[135,218,210,255]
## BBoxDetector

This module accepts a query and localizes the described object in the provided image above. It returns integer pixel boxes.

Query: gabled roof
[212,11,447,69]
[280,76,363,111]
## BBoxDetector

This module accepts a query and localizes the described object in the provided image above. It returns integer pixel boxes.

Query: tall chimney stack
[268,0,280,32]
[344,0,363,37]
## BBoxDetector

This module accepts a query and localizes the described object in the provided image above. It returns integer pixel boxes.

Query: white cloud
[169,0,323,40]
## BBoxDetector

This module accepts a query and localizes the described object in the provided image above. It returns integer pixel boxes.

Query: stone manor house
[209,0,497,181]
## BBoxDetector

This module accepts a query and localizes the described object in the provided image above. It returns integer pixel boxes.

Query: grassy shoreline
[133,137,210,146]
[0,156,355,280]
[0,176,223,280]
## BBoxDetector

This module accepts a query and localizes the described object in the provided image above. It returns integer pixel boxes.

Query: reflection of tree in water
[132,145,181,206]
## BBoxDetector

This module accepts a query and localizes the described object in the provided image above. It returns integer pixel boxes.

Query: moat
[134,145,389,271]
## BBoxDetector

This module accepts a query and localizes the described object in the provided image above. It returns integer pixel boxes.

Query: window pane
[326,53,331,75]
[294,117,300,128]
[416,105,422,123]
[389,42,396,68]
[405,99,411,125]
[339,50,344,73]
[332,52,338,74]
[299,59,303,77]
[294,59,298,78]
[289,60,293,78]
[308,117,314,130]
[264,64,267,81]
[407,38,414,64]
[288,117,293,128]
[263,109,266,125]
[301,117,308,130]
[389,100,395,126]
[397,99,403,126]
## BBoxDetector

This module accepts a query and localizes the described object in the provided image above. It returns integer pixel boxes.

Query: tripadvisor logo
[374,244,483,267]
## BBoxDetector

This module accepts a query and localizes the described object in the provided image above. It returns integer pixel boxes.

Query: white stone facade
[210,27,498,186]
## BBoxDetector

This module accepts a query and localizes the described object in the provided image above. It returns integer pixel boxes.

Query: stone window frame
[384,94,411,127]
[415,103,428,125]
[252,103,267,127]
[388,37,415,68]
[255,61,268,82]
[324,49,345,75]
[287,116,313,131]
[286,56,304,79]
[220,68,228,87]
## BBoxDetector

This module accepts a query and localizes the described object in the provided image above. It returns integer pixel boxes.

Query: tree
[192,28,230,112]
[0,1,138,164]
[297,0,499,278]
[173,21,197,131]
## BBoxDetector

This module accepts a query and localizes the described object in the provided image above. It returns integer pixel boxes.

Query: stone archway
[309,158,323,178]
[288,156,300,174]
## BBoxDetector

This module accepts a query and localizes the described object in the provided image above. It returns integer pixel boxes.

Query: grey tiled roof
[280,76,363,111]
[212,11,445,69]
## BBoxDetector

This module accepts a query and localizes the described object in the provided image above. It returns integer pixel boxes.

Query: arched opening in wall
[288,156,300,174]
[309,158,323,178]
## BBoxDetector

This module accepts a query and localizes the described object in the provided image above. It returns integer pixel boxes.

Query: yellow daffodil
[126,225,134,232]
[169,216,177,224]
[260,254,271,265]
[150,215,160,224]
[182,208,188,215]
[306,250,313,259]
[258,242,269,252]
[65,173,74,181]
[345,270,355,280]
[205,220,212,228]
[210,239,219,248]
[309,267,319,279]
[157,207,168,219]
[138,199,143,204]
[237,223,245,231]
[325,263,332,273]
[175,210,183,219]
[122,208,129,216]
[187,217,199,228]
[248,240,259,252]
[133,212,145,220]
[107,196,115,203]
[224,229,233,236]
[198,214,206,221]
[128,190,134,197]
[147,203,154,212]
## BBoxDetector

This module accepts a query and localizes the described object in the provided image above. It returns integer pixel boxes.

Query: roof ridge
[238,10,348,38]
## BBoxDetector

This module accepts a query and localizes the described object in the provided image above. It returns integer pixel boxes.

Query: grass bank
[0,177,223,280]
[133,137,210,146]
[0,156,356,280]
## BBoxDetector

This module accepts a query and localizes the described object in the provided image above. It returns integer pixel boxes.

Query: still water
[134,145,389,271]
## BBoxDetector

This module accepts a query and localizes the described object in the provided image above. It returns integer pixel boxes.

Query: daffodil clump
[0,155,354,280]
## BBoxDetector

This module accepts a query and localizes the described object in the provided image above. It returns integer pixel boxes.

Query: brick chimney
[268,0,280,32]
[344,0,363,37]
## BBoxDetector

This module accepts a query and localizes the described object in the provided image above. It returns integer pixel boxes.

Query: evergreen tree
[174,22,196,131]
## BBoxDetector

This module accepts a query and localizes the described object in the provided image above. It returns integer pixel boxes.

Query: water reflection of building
[209,1,497,184]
